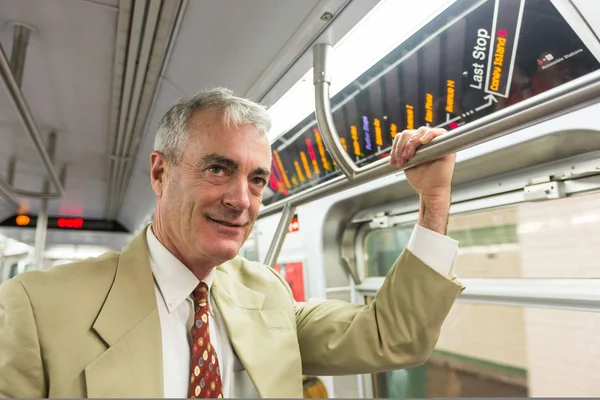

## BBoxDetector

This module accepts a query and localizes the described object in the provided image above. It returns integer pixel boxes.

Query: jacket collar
[86,225,163,397]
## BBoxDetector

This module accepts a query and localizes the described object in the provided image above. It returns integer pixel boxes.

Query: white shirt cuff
[406,224,458,277]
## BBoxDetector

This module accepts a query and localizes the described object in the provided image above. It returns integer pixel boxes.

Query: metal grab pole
[8,21,33,88]
[33,132,57,270]
[0,24,66,199]
[313,43,359,180]
[33,191,48,269]
[263,204,296,268]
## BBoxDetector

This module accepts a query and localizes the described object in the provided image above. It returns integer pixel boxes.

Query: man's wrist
[417,194,451,235]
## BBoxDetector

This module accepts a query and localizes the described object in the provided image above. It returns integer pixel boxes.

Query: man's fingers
[401,127,429,162]
[390,130,412,166]
[391,128,423,167]
[390,126,448,167]
[418,128,446,145]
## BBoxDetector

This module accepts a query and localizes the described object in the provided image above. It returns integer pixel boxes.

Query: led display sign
[0,215,129,233]
[262,0,600,207]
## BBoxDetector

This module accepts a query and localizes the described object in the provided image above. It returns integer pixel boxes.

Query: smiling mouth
[207,217,245,228]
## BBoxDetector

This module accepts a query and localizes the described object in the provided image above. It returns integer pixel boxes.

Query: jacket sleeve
[0,278,47,398]
[294,248,464,376]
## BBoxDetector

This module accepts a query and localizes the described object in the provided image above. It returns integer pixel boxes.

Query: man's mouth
[207,216,245,228]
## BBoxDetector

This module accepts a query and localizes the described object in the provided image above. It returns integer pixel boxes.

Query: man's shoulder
[218,256,284,282]
[9,250,121,300]
[217,256,293,297]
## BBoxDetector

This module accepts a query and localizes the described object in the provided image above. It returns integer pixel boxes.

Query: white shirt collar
[146,225,216,314]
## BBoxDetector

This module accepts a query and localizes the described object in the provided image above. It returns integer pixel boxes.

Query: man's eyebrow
[200,154,270,177]
[253,167,271,177]
[200,154,239,169]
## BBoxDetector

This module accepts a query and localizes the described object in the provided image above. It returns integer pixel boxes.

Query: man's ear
[150,151,167,198]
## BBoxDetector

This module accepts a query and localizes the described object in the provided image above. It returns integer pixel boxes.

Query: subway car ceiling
[2,0,600,249]
[0,0,381,246]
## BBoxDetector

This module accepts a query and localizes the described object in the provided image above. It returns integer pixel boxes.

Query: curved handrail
[313,43,359,179]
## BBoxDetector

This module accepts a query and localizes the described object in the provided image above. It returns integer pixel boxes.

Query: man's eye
[209,166,223,174]
[252,177,266,185]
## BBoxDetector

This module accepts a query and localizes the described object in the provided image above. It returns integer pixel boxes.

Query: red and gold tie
[189,282,223,398]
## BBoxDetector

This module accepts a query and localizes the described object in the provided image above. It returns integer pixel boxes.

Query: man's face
[152,109,271,267]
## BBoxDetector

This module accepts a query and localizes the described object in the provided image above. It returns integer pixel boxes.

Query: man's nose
[224,178,251,211]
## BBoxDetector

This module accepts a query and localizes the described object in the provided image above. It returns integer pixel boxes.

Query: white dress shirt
[146,223,457,398]
[408,224,458,276]
[146,227,238,398]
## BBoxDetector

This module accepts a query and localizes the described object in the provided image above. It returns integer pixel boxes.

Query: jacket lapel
[86,227,163,398]
[212,267,302,398]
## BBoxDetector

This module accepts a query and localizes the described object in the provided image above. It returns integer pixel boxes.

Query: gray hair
[154,87,271,164]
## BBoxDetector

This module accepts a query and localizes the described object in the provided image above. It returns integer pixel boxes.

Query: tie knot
[193,282,209,306]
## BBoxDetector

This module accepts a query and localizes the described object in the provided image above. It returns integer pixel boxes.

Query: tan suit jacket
[0,226,463,398]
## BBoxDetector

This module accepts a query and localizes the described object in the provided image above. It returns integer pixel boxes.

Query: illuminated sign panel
[484,0,523,97]
[262,0,600,207]
[0,215,129,232]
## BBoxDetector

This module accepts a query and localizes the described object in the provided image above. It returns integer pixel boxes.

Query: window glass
[364,224,414,277]
[8,263,19,279]
[363,191,600,278]
[366,299,600,397]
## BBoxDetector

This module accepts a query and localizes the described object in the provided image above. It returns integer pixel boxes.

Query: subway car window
[364,224,414,277]
[364,191,600,279]
[8,263,19,279]
[364,300,600,397]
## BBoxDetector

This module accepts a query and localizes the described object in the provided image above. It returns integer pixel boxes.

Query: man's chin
[206,243,242,264]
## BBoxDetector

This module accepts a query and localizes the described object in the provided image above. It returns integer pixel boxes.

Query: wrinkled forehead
[186,109,272,168]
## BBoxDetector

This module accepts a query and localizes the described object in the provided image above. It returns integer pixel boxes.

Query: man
[0,88,463,398]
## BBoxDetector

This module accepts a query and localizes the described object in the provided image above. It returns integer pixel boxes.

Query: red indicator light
[57,218,84,229]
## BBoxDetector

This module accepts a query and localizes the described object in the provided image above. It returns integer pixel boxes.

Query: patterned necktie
[188,282,223,398]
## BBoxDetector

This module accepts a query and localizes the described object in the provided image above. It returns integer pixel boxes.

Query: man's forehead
[187,118,267,144]
[185,110,270,161]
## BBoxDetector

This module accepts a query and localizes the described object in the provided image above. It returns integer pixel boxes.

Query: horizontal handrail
[0,41,65,199]
[259,67,600,220]
[356,277,600,313]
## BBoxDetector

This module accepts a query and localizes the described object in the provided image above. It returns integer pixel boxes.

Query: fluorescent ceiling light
[267,69,314,144]
[267,0,455,142]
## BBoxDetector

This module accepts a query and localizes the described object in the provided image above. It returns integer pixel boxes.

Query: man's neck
[150,223,215,281]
